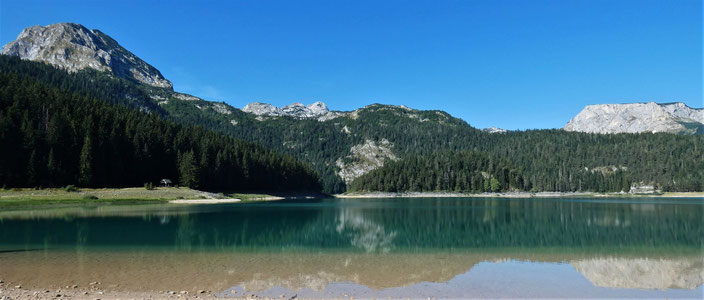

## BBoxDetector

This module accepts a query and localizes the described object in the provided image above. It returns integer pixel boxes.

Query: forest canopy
[0,72,321,191]
[1,55,702,193]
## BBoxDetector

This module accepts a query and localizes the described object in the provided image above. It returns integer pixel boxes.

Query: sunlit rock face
[2,23,172,89]
[564,102,703,134]
[482,126,508,133]
[336,139,398,184]
[572,257,704,290]
[242,101,344,120]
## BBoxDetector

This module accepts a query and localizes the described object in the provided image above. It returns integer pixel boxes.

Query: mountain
[0,70,321,191]
[564,102,704,134]
[1,23,172,89]
[2,23,703,194]
[242,101,345,121]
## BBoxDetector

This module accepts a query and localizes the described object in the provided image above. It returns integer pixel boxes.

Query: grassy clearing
[0,187,294,207]
[0,187,210,207]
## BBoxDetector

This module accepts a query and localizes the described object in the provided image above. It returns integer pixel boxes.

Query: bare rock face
[1,23,172,89]
[482,126,507,134]
[336,139,398,183]
[242,101,341,120]
[242,102,282,116]
[564,102,703,134]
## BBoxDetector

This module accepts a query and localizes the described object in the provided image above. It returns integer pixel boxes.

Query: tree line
[1,55,701,193]
[0,72,321,191]
[348,151,524,193]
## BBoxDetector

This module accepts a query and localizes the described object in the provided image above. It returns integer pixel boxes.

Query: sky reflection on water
[0,197,701,297]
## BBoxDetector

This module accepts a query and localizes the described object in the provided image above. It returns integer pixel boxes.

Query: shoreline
[169,198,242,204]
[335,191,704,199]
[0,187,326,207]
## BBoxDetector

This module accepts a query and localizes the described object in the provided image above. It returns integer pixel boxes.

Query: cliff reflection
[0,197,701,252]
[335,207,396,253]
[573,257,704,290]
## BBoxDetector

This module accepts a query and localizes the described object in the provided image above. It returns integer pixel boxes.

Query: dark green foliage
[178,150,199,188]
[144,182,154,190]
[0,72,321,192]
[352,129,704,193]
[63,185,78,192]
[0,55,701,193]
[482,130,703,192]
[349,151,524,193]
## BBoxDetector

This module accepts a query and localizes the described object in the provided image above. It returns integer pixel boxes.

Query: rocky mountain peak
[564,102,703,134]
[306,101,329,115]
[1,23,172,89]
[243,101,334,119]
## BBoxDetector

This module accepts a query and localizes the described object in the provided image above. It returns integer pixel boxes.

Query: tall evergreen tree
[178,150,199,188]
[78,133,93,186]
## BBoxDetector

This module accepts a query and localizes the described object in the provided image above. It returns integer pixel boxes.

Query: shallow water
[0,197,702,298]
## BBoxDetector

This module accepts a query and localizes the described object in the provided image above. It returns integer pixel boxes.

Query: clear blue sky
[1,0,701,130]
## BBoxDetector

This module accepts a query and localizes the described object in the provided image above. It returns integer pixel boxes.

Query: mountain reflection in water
[0,197,701,297]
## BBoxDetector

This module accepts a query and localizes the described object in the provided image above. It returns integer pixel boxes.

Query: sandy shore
[335,191,704,199]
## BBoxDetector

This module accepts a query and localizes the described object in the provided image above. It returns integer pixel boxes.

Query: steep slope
[0,71,321,191]
[564,102,704,134]
[4,55,703,193]
[2,23,702,194]
[1,23,172,89]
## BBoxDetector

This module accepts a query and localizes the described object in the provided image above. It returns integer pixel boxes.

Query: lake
[0,197,702,298]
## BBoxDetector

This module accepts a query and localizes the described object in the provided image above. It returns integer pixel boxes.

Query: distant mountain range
[4,23,702,135]
[2,23,702,193]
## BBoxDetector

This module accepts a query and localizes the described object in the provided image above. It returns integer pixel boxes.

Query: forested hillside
[0,72,320,191]
[1,55,702,193]
[349,151,525,193]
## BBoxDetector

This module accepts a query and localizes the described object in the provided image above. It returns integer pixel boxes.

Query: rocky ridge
[242,101,346,121]
[1,23,172,89]
[564,102,703,134]
[336,139,399,184]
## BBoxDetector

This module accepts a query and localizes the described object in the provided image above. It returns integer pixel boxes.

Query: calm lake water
[0,197,702,298]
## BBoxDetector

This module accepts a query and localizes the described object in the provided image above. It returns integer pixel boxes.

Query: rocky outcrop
[336,139,398,183]
[564,102,703,134]
[242,101,344,121]
[1,23,172,89]
[482,127,507,134]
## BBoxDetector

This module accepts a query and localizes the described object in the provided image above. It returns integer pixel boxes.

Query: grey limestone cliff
[242,101,345,121]
[564,102,703,134]
[2,23,172,89]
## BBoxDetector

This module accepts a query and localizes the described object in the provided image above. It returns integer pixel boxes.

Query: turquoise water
[0,197,702,297]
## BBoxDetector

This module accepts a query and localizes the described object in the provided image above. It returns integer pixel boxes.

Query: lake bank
[0,187,325,208]
[336,191,704,198]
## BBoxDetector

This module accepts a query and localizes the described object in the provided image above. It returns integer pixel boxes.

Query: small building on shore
[160,179,173,187]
